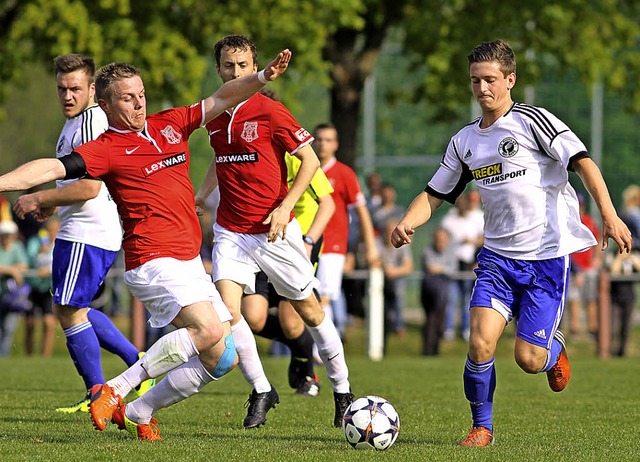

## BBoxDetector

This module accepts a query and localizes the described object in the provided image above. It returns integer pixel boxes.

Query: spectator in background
[25,215,59,357]
[610,184,640,357]
[365,172,383,212]
[606,248,640,357]
[0,220,29,356]
[621,185,640,247]
[440,192,484,341]
[567,194,601,337]
[421,227,457,356]
[314,123,379,339]
[377,218,413,338]
[372,182,405,236]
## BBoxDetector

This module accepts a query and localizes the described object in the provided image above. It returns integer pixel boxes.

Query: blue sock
[64,321,104,390]
[541,337,563,372]
[87,308,140,366]
[463,356,496,432]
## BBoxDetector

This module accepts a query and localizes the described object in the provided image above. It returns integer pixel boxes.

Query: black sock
[286,328,315,377]
[256,312,285,341]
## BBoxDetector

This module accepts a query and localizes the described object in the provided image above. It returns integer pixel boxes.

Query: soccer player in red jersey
[0,49,291,440]
[195,35,353,429]
[312,123,379,335]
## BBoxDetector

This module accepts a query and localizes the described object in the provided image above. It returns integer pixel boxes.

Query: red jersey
[322,158,366,255]
[206,93,313,233]
[571,212,600,270]
[74,103,204,270]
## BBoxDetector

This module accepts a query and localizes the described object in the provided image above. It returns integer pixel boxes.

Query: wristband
[257,69,268,84]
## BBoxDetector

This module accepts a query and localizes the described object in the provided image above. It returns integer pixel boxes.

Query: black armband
[567,151,589,172]
[60,152,88,179]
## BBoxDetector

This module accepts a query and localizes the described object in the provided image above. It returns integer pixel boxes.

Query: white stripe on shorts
[61,242,85,305]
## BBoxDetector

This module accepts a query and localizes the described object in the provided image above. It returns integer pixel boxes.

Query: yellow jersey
[286,153,334,233]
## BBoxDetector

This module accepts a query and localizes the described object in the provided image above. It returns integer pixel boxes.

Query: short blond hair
[622,185,640,208]
[95,62,141,102]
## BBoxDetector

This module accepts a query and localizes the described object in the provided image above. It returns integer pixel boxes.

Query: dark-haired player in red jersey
[0,49,291,440]
[312,123,379,336]
[195,35,353,430]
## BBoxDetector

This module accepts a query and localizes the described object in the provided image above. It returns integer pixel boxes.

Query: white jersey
[427,102,596,260]
[55,104,122,251]
[440,208,484,265]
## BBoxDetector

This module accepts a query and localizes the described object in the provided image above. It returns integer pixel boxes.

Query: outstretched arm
[202,49,291,125]
[13,179,101,220]
[391,191,444,248]
[573,157,632,253]
[0,159,66,194]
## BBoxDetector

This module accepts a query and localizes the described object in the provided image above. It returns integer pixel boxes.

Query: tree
[2,0,640,169]
[0,0,362,111]
[324,0,640,166]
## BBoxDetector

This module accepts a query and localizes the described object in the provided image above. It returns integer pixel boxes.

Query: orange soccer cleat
[547,330,571,392]
[89,384,122,431]
[458,426,495,447]
[112,402,162,441]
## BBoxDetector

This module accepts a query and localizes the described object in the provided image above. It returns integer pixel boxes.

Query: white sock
[108,328,198,399]
[126,356,213,424]
[231,318,271,393]
[308,315,350,393]
[107,362,146,399]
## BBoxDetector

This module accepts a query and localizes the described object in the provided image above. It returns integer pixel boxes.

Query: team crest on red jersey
[295,128,310,141]
[241,122,259,142]
[161,125,182,144]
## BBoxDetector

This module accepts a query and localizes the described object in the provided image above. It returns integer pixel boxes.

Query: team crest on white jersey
[498,137,519,158]
[241,122,259,142]
[57,136,66,154]
[161,125,182,144]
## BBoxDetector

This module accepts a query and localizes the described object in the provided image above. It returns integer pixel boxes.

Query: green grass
[0,320,639,461]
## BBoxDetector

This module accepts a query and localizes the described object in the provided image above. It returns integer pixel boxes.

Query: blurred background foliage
[1,0,640,224]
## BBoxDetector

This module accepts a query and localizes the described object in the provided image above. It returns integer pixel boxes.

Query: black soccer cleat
[333,391,355,428]
[296,374,320,397]
[243,387,280,429]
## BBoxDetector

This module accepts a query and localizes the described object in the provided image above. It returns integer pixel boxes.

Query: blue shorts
[52,239,118,308]
[470,247,570,349]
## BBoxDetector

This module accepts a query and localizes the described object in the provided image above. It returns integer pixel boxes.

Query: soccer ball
[342,395,400,450]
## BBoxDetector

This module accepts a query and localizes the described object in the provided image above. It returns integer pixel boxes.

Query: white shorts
[316,253,346,301]
[212,219,318,301]
[124,256,231,328]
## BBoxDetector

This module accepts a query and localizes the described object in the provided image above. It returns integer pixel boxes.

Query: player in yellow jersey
[241,152,335,396]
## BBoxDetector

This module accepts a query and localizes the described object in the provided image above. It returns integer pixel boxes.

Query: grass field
[0,318,638,461]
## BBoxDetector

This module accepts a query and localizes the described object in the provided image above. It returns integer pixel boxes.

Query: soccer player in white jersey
[12,54,153,412]
[391,40,632,447]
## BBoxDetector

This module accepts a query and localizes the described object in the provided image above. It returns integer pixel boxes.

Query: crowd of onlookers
[2,180,639,358]
[0,195,57,356]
